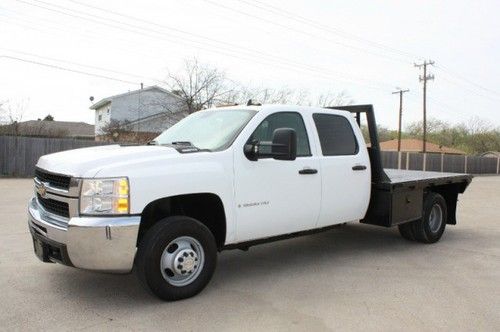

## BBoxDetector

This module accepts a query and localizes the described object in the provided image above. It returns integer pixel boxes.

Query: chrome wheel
[160,236,205,287]
[428,203,443,233]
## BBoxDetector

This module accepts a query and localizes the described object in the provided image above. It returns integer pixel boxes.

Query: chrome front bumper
[28,197,140,273]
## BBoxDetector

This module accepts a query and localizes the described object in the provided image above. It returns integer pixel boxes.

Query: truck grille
[35,168,71,190]
[37,193,70,218]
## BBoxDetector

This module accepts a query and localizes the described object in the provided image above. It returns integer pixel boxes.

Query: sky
[0,0,499,129]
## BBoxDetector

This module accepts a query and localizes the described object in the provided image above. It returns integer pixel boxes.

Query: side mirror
[244,128,297,161]
[271,128,297,160]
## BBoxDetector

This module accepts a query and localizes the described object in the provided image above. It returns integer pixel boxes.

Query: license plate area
[33,237,50,262]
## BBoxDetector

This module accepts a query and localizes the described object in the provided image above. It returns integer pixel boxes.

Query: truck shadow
[50,223,467,305]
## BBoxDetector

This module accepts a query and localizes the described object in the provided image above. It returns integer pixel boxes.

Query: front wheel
[135,216,217,301]
[398,192,447,244]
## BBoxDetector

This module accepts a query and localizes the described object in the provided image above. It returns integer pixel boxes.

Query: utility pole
[414,60,435,153]
[392,88,410,152]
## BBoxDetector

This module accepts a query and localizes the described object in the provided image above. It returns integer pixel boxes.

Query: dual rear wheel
[398,192,448,243]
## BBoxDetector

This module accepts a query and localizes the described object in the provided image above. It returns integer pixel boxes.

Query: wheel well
[137,193,226,249]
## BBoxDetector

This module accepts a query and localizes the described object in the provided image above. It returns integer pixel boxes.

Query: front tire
[135,216,217,301]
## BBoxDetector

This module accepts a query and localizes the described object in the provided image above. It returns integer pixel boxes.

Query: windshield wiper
[162,141,212,153]
[170,141,194,146]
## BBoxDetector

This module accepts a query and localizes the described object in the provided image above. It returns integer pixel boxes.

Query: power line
[0,7,181,64]
[0,20,391,97]
[4,0,496,127]
[235,0,423,62]
[62,0,396,89]
[9,0,395,91]
[435,64,500,97]
[0,47,163,83]
[0,55,140,85]
[201,0,411,65]
[415,60,435,152]
[204,0,500,109]
[433,66,500,102]
[10,0,321,78]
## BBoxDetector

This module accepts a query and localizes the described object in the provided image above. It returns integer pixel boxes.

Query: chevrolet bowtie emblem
[37,182,48,198]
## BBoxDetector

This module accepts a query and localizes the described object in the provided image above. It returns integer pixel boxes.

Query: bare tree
[225,85,351,107]
[0,100,8,124]
[0,99,28,135]
[232,86,306,105]
[100,119,133,142]
[166,58,232,113]
[2,99,27,124]
[315,90,353,107]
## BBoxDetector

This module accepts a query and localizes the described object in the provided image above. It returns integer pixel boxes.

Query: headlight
[80,178,129,215]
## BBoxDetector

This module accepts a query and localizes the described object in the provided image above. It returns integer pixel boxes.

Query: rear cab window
[312,113,359,156]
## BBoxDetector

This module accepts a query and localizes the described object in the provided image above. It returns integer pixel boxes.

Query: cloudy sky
[1,0,499,129]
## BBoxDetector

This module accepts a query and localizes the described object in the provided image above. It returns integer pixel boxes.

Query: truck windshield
[154,109,257,151]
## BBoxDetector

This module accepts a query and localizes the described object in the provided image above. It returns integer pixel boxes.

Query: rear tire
[398,192,447,244]
[135,216,217,301]
[413,193,447,243]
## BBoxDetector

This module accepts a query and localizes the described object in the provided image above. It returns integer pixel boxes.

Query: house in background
[89,85,188,140]
[380,138,466,155]
[0,120,94,139]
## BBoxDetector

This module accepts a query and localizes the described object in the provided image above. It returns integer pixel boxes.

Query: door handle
[299,168,318,175]
[352,165,367,171]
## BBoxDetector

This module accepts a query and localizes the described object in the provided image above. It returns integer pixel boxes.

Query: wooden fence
[381,151,500,174]
[0,136,107,177]
[1,135,499,177]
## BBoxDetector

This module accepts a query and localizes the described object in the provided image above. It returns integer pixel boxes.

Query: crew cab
[28,104,472,300]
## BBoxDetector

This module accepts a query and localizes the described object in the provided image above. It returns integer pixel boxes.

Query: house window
[98,114,102,121]
[107,108,110,114]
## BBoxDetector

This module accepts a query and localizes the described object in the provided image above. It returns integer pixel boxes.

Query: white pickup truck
[28,104,472,300]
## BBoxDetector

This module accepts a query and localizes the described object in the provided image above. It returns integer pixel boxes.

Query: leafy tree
[405,117,500,154]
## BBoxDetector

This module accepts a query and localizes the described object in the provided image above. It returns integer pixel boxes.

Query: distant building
[380,138,466,155]
[0,120,94,139]
[89,85,188,140]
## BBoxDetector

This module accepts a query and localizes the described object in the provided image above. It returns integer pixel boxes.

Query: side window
[313,113,358,156]
[248,112,311,157]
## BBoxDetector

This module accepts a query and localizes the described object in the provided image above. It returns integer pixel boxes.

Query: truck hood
[37,144,179,177]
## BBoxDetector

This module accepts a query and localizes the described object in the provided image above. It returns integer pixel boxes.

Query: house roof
[1,120,94,137]
[379,138,466,155]
[89,85,182,110]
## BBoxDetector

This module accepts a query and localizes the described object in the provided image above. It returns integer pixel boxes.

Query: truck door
[312,112,371,227]
[234,111,321,242]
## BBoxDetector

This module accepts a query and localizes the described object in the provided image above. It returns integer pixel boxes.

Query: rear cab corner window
[247,112,311,157]
[312,113,359,156]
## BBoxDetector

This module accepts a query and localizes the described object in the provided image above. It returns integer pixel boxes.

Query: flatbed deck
[380,169,473,191]
[328,104,473,229]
